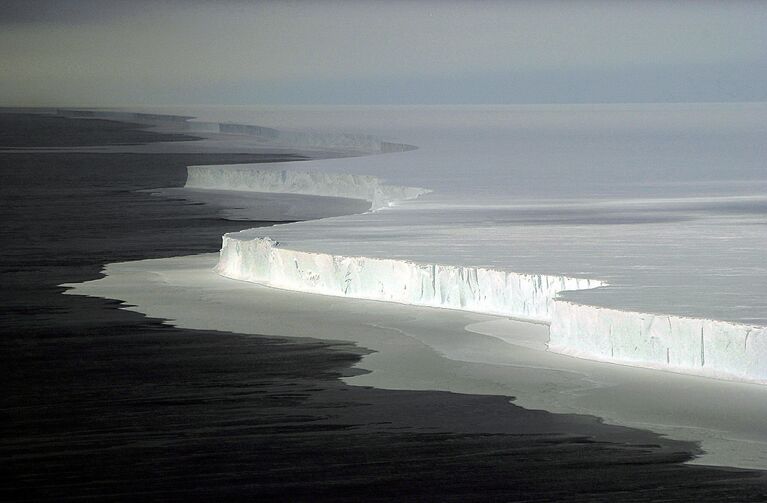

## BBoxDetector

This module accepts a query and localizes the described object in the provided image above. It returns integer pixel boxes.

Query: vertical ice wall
[215,236,604,323]
[185,166,430,210]
[214,234,767,384]
[549,301,767,382]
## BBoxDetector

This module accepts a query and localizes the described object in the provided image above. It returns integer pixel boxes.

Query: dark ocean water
[2,113,766,502]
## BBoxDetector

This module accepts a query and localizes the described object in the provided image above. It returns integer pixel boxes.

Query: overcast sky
[2,0,766,106]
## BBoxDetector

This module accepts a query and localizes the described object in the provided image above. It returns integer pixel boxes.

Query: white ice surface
[139,104,767,382]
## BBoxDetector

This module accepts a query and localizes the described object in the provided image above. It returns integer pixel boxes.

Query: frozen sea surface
[67,252,767,470]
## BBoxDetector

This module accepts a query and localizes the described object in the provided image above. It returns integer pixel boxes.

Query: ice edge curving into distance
[186,164,430,211]
[217,235,767,384]
[206,164,767,385]
[58,109,417,154]
[55,107,767,385]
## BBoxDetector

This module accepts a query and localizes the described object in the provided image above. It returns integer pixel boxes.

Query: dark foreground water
[2,113,766,502]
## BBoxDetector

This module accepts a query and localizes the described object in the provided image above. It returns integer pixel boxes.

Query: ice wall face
[156,103,767,386]
[550,302,767,382]
[216,236,604,323]
[217,235,767,383]
[185,165,429,210]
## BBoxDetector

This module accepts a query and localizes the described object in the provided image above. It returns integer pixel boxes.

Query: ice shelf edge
[185,165,430,211]
[216,236,767,384]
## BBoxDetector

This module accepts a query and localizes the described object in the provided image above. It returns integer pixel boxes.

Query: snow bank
[185,165,430,210]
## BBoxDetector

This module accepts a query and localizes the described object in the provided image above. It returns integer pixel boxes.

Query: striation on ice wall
[185,165,430,210]
[549,301,767,383]
[216,235,767,383]
[215,236,604,323]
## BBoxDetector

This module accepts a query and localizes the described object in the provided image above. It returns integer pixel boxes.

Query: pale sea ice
[66,253,767,470]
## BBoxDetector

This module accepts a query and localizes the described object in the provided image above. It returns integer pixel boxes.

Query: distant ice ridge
[211,122,416,153]
[216,123,416,153]
[216,236,604,323]
[185,165,430,210]
[217,235,767,384]
[57,109,416,154]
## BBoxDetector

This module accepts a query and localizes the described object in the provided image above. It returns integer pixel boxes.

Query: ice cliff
[167,105,767,385]
[216,236,603,323]
[185,165,430,210]
[215,234,767,384]
[550,302,767,382]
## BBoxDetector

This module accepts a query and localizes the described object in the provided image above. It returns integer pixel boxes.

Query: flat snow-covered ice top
[164,103,767,326]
